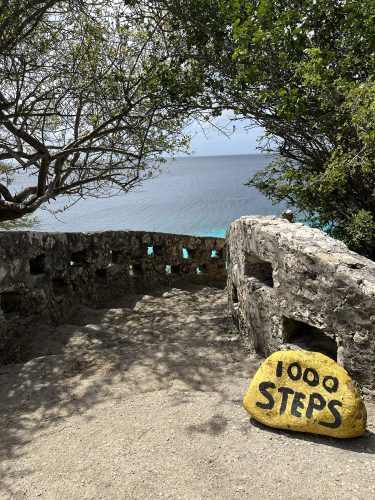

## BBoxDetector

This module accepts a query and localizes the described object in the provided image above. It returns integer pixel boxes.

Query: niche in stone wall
[70,249,89,267]
[211,248,223,259]
[147,245,163,257]
[111,250,123,264]
[129,263,143,276]
[244,252,274,288]
[29,254,46,275]
[153,245,163,256]
[95,268,108,285]
[52,277,68,296]
[282,316,338,361]
[187,248,196,259]
[1,292,22,320]
[165,264,180,274]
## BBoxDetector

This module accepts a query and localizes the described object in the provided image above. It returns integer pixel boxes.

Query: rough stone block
[227,216,375,397]
[243,350,367,438]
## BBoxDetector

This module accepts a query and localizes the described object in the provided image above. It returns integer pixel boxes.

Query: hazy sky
[185,113,265,157]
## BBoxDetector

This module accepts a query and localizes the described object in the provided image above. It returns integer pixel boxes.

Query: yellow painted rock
[243,351,367,438]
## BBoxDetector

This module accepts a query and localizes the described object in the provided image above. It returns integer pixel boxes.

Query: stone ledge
[0,230,226,362]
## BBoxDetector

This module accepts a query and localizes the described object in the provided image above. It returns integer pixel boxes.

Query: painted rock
[243,351,367,438]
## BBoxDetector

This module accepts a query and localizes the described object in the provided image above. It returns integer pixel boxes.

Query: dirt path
[0,285,374,499]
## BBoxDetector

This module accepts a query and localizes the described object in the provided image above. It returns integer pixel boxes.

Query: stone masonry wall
[0,230,226,362]
[227,216,375,397]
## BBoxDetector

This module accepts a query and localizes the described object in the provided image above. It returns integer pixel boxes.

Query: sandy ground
[0,284,374,499]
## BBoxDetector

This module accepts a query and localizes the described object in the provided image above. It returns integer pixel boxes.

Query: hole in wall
[95,268,107,285]
[211,248,223,259]
[129,263,143,276]
[187,248,196,259]
[245,252,273,288]
[165,263,180,274]
[347,262,365,270]
[232,284,239,304]
[70,249,89,267]
[52,278,68,296]
[153,245,163,256]
[29,254,46,275]
[182,248,189,259]
[147,245,162,257]
[111,250,123,264]
[282,316,337,361]
[1,292,22,320]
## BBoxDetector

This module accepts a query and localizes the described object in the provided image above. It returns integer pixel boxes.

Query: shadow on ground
[249,417,375,455]
[0,284,261,496]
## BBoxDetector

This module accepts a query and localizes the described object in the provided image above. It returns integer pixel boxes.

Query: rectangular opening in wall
[182,248,189,259]
[29,254,46,275]
[70,249,88,267]
[196,264,207,274]
[245,252,273,288]
[153,245,163,257]
[187,248,196,259]
[282,316,337,361]
[132,263,143,275]
[211,248,223,259]
[1,292,22,320]
[52,277,68,296]
[232,284,239,304]
[95,268,108,285]
[111,250,123,264]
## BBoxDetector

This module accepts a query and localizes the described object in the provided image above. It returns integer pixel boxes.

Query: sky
[183,112,265,157]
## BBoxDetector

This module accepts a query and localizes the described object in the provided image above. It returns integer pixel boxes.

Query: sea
[30,154,284,237]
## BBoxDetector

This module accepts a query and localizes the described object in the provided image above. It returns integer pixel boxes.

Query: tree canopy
[0,0,209,222]
[1,1,374,259]
[158,0,375,258]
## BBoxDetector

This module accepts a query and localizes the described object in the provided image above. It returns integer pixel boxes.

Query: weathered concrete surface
[227,216,375,398]
[0,285,374,499]
[0,231,225,362]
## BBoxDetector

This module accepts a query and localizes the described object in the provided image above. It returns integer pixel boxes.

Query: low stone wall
[0,230,226,362]
[227,216,375,397]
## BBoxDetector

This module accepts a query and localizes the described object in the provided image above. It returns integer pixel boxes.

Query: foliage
[159,0,375,258]
[0,0,207,221]
[0,214,38,230]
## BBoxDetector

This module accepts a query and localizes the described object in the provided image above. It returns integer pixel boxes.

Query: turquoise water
[31,154,284,236]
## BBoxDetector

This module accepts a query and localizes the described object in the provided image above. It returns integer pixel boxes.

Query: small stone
[243,350,367,439]
[353,332,369,346]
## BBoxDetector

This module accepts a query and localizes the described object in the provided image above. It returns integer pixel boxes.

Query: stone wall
[227,216,375,397]
[0,230,226,362]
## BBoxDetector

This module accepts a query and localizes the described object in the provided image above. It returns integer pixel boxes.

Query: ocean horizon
[28,154,284,236]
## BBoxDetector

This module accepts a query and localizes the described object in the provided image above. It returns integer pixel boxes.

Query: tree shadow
[0,283,260,496]
[186,414,228,436]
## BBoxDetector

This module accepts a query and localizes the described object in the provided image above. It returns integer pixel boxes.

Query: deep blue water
[31,154,283,236]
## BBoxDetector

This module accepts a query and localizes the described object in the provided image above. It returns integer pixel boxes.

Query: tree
[157,0,375,259]
[0,0,208,221]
